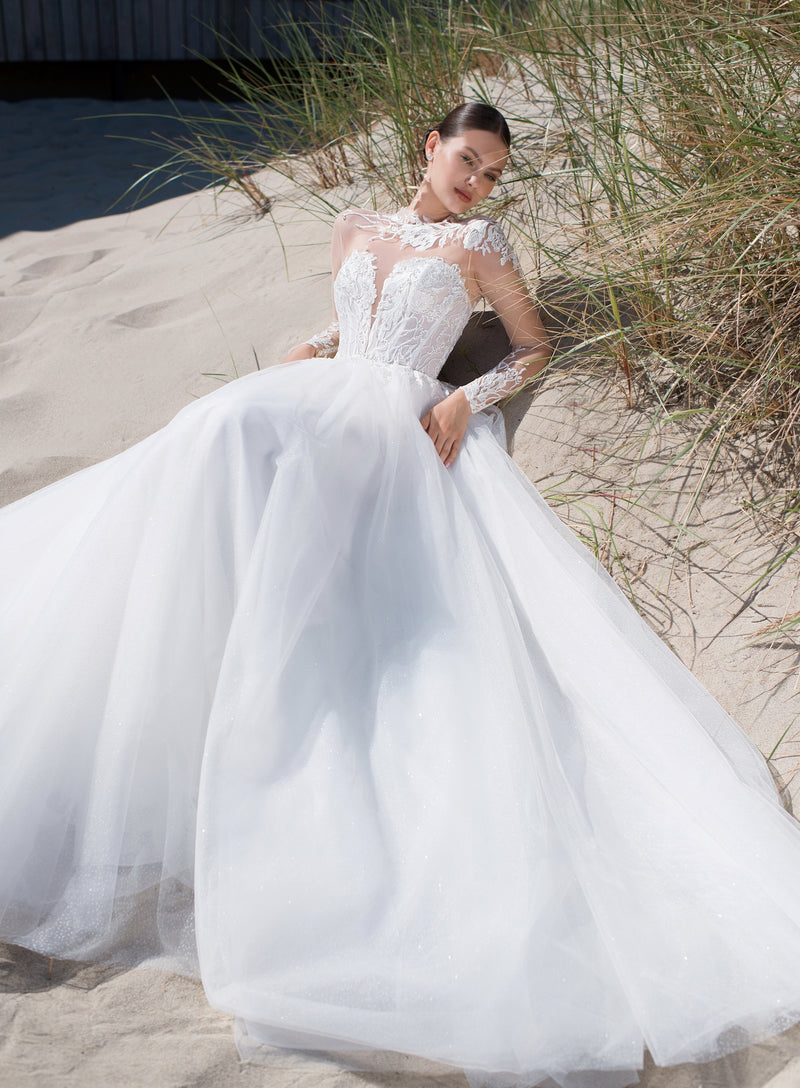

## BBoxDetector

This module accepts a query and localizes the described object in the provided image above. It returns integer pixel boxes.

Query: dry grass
[142,0,800,613]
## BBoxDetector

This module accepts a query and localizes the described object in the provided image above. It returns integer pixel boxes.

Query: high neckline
[394,207,458,226]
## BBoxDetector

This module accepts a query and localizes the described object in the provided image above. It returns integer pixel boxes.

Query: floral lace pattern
[364,209,521,273]
[460,347,535,413]
[334,250,472,381]
[306,322,340,358]
[318,209,546,414]
[369,257,474,379]
[334,248,377,357]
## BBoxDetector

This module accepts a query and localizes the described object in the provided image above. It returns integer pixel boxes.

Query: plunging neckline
[336,249,473,334]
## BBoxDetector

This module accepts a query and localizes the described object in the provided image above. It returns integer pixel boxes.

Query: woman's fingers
[419,393,469,466]
[432,427,450,460]
[433,428,457,465]
[444,440,460,468]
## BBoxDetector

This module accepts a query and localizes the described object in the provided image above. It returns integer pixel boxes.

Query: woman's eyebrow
[464,146,503,172]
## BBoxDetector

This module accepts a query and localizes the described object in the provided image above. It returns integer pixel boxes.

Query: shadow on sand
[441,273,649,452]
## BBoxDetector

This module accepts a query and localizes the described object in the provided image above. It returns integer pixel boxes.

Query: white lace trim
[346,209,520,273]
[461,347,537,414]
[306,322,340,358]
[335,248,377,358]
[327,209,540,415]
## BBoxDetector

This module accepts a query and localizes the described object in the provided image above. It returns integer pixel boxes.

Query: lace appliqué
[462,346,538,414]
[306,321,340,358]
[349,210,520,273]
[368,257,473,377]
[334,249,377,357]
[461,219,521,273]
[327,210,542,409]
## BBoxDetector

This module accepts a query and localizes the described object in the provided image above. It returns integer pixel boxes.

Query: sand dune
[1,98,799,1088]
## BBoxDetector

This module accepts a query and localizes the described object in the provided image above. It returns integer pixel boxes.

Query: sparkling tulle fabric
[3,211,800,1088]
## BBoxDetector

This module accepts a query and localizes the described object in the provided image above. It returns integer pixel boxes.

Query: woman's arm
[459,233,551,411]
[421,222,551,466]
[280,322,340,364]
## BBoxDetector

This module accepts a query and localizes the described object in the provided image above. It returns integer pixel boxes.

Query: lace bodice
[306,209,549,413]
[334,250,474,377]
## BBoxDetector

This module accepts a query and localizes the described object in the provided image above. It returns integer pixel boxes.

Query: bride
[3,102,800,1088]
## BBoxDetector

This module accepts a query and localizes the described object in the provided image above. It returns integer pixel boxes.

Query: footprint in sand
[0,296,46,341]
[0,346,22,386]
[20,250,112,280]
[113,296,199,329]
[0,389,45,433]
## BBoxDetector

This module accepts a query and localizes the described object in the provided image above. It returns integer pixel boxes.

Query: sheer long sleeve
[460,223,551,413]
[306,321,340,358]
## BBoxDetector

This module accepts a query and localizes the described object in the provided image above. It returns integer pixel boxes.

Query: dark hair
[423,103,511,160]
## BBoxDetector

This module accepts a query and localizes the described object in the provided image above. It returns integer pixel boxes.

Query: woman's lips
[455,187,472,203]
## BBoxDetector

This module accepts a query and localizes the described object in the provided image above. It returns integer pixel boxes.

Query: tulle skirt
[2,354,800,1088]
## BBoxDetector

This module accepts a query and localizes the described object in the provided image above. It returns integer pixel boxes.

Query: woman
[2,103,800,1088]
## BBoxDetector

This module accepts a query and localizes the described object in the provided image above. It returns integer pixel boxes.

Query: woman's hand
[420,389,471,468]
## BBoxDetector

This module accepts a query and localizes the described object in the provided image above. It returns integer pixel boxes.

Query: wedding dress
[3,208,800,1088]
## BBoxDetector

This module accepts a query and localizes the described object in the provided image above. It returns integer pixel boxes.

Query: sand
[1,97,800,1088]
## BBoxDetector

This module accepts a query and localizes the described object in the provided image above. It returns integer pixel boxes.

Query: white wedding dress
[3,208,800,1088]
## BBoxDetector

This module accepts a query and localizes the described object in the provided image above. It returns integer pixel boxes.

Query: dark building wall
[0,0,339,62]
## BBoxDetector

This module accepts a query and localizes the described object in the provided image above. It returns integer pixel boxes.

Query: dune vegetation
[150,0,800,629]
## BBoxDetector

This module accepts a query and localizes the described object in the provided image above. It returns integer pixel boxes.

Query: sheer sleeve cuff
[306,322,340,358]
[461,346,540,414]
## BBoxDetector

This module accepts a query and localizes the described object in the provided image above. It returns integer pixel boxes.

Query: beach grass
[118,0,800,775]
[146,0,800,601]
[154,0,799,519]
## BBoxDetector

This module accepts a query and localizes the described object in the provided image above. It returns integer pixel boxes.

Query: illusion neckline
[337,248,471,301]
[392,207,459,226]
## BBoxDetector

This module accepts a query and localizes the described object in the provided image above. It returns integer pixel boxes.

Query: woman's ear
[424,130,441,162]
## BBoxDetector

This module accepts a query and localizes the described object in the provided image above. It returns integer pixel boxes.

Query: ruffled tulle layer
[2,356,800,1088]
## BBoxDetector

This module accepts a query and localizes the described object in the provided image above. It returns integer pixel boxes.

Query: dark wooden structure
[0,1,334,62]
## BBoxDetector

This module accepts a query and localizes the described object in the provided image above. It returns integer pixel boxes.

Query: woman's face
[424,127,509,217]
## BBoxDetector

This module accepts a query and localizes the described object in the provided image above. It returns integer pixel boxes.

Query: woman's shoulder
[455,215,519,270]
[334,207,380,230]
[330,207,382,249]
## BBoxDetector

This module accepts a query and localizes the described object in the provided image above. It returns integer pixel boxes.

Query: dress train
[3,212,800,1088]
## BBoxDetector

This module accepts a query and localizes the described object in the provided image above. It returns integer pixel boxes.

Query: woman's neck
[398,205,455,224]
[405,184,455,223]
